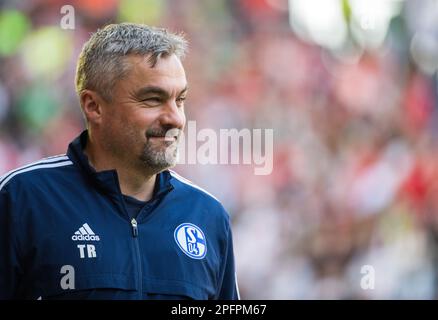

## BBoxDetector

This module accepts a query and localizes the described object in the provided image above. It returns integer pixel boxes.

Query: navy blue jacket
[0,131,240,300]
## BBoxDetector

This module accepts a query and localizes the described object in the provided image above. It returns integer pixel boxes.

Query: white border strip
[0,160,73,191]
[169,170,220,202]
[0,155,68,182]
[235,272,241,300]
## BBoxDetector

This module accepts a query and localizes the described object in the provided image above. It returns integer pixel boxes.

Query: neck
[84,134,156,202]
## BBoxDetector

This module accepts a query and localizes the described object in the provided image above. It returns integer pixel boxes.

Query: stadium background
[1,0,438,299]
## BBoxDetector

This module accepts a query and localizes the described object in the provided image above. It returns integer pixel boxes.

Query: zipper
[131,218,138,237]
[131,218,142,299]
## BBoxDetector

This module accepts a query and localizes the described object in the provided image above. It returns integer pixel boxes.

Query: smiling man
[0,23,240,300]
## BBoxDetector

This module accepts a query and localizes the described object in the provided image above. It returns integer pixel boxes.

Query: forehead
[123,54,187,93]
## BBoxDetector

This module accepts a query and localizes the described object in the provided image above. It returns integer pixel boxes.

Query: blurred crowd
[1,0,438,299]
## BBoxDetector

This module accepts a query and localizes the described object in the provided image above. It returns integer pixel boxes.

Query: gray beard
[139,139,179,171]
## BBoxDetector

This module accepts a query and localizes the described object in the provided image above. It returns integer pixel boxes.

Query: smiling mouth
[148,135,177,142]
[146,127,180,142]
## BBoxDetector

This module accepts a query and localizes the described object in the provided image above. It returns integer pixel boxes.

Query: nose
[159,101,185,130]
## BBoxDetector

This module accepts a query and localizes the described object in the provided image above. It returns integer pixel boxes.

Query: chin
[140,153,176,170]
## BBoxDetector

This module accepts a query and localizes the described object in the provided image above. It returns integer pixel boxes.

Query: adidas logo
[71,223,100,241]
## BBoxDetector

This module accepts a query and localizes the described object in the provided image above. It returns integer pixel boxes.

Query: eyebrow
[135,85,188,99]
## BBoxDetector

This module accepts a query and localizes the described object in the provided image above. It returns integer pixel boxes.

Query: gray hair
[75,23,188,102]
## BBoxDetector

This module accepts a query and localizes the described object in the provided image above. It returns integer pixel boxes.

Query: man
[0,23,240,300]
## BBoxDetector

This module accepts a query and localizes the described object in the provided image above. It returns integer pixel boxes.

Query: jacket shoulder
[169,169,230,221]
[0,154,74,192]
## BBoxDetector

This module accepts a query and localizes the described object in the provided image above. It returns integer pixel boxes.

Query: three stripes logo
[71,223,100,241]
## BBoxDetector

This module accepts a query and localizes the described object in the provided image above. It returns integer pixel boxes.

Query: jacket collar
[67,130,174,199]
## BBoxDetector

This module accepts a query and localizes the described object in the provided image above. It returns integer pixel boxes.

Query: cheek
[102,112,135,141]
[127,115,154,140]
[134,110,162,128]
[108,106,156,137]
[100,113,117,134]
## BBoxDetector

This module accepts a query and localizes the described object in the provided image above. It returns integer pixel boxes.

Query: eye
[176,96,186,107]
[142,97,162,106]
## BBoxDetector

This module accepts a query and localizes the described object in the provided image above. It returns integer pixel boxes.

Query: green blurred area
[118,0,165,25]
[21,27,73,79]
[17,84,60,133]
[0,10,30,56]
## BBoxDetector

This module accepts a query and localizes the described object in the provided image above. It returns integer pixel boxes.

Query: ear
[79,90,105,126]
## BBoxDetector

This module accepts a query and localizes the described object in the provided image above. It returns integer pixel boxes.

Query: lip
[148,136,177,142]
